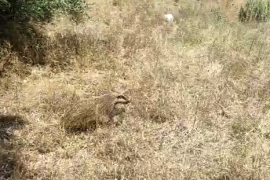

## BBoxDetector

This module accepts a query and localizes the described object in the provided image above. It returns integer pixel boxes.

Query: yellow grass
[2,0,270,179]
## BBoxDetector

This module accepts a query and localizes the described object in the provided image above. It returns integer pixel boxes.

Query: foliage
[239,0,270,22]
[0,0,88,23]
[0,0,88,67]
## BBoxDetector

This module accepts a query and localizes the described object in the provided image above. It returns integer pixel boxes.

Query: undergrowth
[1,0,270,179]
[239,0,270,22]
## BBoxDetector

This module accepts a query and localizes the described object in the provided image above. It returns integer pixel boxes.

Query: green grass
[239,0,270,22]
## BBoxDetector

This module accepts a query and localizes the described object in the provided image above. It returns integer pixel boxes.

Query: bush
[239,0,270,22]
[0,0,88,23]
[0,0,88,68]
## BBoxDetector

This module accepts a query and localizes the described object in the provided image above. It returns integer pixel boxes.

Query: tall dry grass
[1,0,270,179]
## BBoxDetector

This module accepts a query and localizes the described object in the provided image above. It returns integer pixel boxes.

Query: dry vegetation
[1,0,270,179]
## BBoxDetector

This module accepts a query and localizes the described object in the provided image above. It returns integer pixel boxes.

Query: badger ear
[117,95,130,102]
[114,95,131,105]
[116,95,128,100]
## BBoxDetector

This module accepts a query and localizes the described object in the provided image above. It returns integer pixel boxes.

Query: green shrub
[239,0,270,22]
[0,0,88,23]
[0,0,89,67]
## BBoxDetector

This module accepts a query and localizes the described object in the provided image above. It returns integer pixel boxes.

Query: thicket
[0,0,88,66]
[239,0,270,22]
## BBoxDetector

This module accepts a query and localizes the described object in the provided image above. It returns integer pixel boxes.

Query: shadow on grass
[0,114,26,179]
[0,0,88,70]
[0,19,47,65]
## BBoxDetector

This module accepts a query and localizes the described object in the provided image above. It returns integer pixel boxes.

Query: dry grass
[2,0,270,179]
